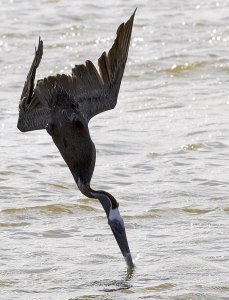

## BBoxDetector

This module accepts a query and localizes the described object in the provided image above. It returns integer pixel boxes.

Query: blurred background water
[0,0,229,299]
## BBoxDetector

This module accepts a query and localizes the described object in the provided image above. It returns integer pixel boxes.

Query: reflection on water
[1,0,229,299]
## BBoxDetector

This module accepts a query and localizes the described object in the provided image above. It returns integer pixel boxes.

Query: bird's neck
[76,179,119,218]
[89,188,119,218]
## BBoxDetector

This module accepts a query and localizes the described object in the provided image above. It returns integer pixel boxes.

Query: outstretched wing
[72,9,136,121]
[17,10,136,132]
[17,38,52,132]
[20,37,43,108]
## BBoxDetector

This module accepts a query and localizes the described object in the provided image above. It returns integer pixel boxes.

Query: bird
[17,10,136,268]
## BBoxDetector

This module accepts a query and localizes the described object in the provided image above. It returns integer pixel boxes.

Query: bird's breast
[50,120,95,175]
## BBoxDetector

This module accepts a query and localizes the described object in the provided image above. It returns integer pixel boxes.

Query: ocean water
[0,0,229,299]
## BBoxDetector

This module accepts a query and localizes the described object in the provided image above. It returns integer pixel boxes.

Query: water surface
[0,0,229,299]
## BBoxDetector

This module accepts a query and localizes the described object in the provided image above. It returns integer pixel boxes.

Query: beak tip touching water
[109,220,135,269]
[124,252,135,269]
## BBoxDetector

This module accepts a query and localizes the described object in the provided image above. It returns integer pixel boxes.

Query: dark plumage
[17,10,136,268]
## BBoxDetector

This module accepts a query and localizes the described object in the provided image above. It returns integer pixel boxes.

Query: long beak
[110,222,134,268]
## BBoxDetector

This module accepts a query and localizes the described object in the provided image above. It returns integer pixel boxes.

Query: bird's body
[17,10,136,268]
[48,103,96,189]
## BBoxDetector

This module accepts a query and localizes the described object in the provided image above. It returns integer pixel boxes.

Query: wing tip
[126,8,137,25]
[132,8,137,19]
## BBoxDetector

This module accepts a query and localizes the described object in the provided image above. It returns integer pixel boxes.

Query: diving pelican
[17,10,136,268]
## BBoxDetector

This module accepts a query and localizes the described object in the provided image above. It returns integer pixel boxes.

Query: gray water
[0,0,229,299]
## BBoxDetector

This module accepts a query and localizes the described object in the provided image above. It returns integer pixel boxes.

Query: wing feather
[76,9,136,120]
[41,10,135,121]
[17,10,136,131]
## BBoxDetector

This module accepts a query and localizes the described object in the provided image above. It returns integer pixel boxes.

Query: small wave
[1,32,16,39]
[69,295,105,300]
[163,62,206,76]
[0,280,17,287]
[182,208,215,214]
[42,229,72,238]
[124,214,160,220]
[147,152,160,159]
[145,282,174,291]
[147,207,216,216]
[181,143,206,151]
[1,203,98,215]
[213,285,229,292]
[187,130,207,136]
[207,141,228,149]
[47,183,69,190]
[0,222,30,228]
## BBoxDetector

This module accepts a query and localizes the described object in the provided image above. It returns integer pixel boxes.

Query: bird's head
[108,207,134,268]
[89,188,134,268]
